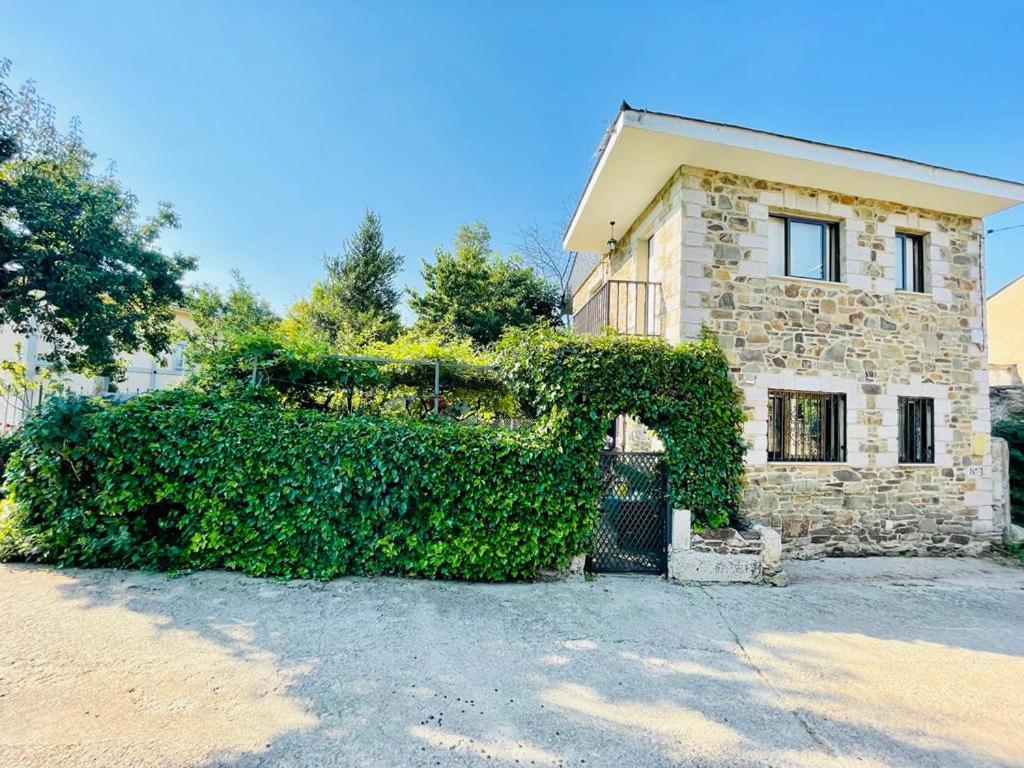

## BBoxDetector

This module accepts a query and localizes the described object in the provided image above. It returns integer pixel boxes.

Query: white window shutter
[766,217,786,276]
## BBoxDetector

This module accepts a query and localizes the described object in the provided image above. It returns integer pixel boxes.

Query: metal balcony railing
[572,280,664,337]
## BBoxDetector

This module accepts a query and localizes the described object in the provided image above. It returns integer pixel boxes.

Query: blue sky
[3,0,1024,318]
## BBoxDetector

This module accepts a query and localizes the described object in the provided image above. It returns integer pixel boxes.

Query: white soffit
[564,109,1024,252]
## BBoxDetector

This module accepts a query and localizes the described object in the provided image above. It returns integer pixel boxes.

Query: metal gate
[587,451,669,574]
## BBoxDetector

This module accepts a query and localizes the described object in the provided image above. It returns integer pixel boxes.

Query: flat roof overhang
[564,107,1024,253]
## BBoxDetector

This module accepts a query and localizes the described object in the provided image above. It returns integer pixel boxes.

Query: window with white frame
[766,214,840,282]
[895,232,926,293]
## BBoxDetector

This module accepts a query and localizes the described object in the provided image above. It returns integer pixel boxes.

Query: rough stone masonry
[599,165,994,557]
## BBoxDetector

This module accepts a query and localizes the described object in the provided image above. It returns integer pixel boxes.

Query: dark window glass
[896,233,925,292]
[898,397,934,463]
[769,215,840,282]
[767,390,846,462]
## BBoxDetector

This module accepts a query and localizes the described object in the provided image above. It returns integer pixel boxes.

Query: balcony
[572,280,664,337]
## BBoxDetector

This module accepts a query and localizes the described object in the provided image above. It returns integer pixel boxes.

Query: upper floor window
[898,397,934,464]
[766,214,840,282]
[895,232,925,293]
[768,390,847,462]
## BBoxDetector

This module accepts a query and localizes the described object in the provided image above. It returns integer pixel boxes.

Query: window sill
[895,290,931,298]
[767,274,843,287]
[766,461,847,466]
[898,462,935,467]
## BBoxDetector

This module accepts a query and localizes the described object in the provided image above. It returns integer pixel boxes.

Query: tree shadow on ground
[9,563,1023,768]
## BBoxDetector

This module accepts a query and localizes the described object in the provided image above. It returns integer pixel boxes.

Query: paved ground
[1,559,1023,768]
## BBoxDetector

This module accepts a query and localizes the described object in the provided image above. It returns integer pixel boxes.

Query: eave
[564,106,1024,253]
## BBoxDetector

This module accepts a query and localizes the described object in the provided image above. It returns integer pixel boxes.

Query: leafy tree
[409,221,561,346]
[0,59,195,375]
[180,270,278,380]
[289,209,402,346]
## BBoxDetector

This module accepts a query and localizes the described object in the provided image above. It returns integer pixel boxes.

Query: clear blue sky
[3,0,1024,317]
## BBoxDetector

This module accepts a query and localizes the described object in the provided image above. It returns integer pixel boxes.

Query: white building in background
[0,307,194,430]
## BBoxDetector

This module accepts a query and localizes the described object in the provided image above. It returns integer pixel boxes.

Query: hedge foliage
[197,328,515,418]
[1,327,747,579]
[0,431,19,493]
[2,391,590,580]
[496,326,747,527]
[993,414,1024,525]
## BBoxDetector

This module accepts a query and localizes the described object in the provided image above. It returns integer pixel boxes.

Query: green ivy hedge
[495,326,747,528]
[1,327,746,580]
[2,390,591,580]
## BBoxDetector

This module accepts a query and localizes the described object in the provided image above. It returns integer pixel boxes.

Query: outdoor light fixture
[606,221,617,254]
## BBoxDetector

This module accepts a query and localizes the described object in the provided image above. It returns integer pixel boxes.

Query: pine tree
[294,210,403,346]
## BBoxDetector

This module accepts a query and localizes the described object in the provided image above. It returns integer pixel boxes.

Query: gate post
[667,509,691,581]
[670,509,691,550]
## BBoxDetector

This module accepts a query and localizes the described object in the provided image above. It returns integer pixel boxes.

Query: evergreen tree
[409,221,561,346]
[291,210,402,346]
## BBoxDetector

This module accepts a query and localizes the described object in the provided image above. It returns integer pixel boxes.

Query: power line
[986,223,1024,235]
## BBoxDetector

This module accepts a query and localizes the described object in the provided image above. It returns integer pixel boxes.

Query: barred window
[768,390,846,462]
[898,397,934,463]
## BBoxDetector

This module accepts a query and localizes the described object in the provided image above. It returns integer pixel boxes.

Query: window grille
[767,390,846,462]
[898,397,934,463]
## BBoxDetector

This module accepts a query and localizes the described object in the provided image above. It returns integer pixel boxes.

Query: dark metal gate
[587,451,669,574]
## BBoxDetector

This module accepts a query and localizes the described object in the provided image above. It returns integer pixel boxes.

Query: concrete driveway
[1,559,1022,768]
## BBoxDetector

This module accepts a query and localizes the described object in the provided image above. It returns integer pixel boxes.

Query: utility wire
[986,223,1024,234]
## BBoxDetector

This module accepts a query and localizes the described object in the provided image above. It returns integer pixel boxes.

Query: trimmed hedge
[1,327,747,580]
[2,391,591,580]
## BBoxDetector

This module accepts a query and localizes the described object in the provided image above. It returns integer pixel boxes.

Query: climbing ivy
[1,391,589,580]
[1,328,746,579]
[495,326,746,528]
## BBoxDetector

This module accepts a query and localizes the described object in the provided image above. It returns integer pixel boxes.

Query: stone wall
[603,165,994,557]
[668,509,786,585]
[992,436,1011,543]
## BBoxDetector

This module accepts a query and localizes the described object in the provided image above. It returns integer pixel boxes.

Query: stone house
[565,104,1024,557]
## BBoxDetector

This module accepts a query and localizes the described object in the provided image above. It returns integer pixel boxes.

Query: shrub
[993,413,1024,525]
[1,390,591,580]
[495,326,747,528]
[0,431,19,488]
[199,328,516,419]
[1,327,747,580]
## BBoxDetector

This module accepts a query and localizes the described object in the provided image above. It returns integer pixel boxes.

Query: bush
[495,326,747,528]
[198,328,516,419]
[993,413,1024,525]
[0,431,19,488]
[1,327,747,580]
[1,390,590,580]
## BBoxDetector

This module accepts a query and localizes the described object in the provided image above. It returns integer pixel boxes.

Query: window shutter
[766,217,786,276]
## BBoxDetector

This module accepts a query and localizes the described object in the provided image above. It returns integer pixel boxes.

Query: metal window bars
[767,390,846,462]
[898,397,934,463]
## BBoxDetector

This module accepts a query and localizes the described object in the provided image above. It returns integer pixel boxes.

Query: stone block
[668,550,761,584]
